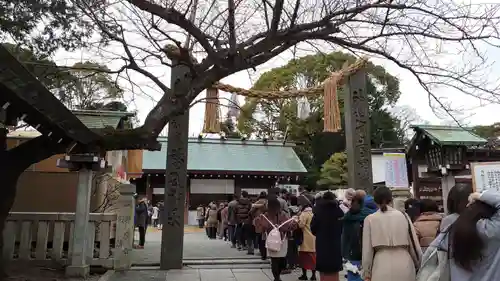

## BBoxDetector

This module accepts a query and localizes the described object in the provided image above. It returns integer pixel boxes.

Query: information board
[384,153,409,188]
[471,162,500,193]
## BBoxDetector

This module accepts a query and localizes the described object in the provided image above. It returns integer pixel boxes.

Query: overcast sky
[52,0,500,137]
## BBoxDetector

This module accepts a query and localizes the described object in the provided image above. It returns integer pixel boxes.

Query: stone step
[131,262,271,271]
[186,264,271,269]
[184,259,269,265]
[132,258,269,267]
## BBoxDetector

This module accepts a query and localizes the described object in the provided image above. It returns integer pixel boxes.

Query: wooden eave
[0,45,99,145]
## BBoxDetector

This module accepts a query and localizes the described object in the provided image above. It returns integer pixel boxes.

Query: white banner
[384,153,409,188]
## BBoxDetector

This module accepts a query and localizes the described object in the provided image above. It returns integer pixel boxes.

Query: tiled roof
[8,110,135,138]
[142,138,307,174]
[72,110,134,129]
[410,125,487,146]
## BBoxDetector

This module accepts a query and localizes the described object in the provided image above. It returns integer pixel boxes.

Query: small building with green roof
[407,124,495,208]
[133,137,308,224]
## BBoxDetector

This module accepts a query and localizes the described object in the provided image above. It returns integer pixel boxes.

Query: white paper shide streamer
[297,97,311,120]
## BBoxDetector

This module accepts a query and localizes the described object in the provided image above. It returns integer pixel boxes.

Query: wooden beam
[0,45,99,144]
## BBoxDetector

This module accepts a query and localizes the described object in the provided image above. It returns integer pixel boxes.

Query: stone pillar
[392,188,412,212]
[112,184,136,270]
[344,70,373,194]
[58,155,105,277]
[66,168,94,277]
[441,170,455,214]
[160,60,190,269]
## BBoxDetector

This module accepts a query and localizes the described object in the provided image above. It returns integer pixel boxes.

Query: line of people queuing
[140,182,500,281]
[358,182,500,281]
[197,187,374,281]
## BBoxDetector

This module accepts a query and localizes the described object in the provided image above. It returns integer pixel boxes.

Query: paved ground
[132,227,259,264]
[109,269,348,281]
[125,227,348,281]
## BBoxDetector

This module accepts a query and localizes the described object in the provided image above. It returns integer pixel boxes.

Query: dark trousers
[198,218,204,228]
[138,226,146,246]
[229,225,236,246]
[257,233,267,259]
[270,257,286,280]
[223,226,228,240]
[208,227,217,239]
[286,238,298,269]
[243,224,256,253]
[235,223,244,247]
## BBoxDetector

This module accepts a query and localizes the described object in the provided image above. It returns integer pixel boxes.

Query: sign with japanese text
[471,162,500,192]
[384,153,409,188]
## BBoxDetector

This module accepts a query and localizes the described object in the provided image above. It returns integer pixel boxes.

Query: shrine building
[132,137,308,224]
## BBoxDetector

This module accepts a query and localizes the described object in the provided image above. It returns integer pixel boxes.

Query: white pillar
[392,187,412,212]
[112,184,136,271]
[66,168,93,277]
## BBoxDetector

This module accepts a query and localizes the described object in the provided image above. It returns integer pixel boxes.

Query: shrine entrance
[131,58,374,270]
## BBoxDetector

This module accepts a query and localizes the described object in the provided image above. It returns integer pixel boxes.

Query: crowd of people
[134,182,500,281]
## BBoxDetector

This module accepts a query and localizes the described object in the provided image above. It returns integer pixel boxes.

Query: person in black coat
[311,191,344,281]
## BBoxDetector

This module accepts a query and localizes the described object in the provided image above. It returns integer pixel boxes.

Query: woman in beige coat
[298,205,316,280]
[362,187,422,281]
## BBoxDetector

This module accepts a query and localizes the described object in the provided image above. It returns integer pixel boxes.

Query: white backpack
[262,215,295,252]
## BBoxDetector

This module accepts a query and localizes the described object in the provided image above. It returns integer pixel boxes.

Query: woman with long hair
[311,191,344,281]
[441,182,474,231]
[417,182,473,281]
[362,187,422,281]
[446,190,500,281]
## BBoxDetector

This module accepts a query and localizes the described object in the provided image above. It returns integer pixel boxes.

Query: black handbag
[294,228,304,245]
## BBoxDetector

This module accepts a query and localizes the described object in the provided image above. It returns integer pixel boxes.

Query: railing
[3,212,117,268]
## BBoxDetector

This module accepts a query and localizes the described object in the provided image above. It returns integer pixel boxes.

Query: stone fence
[2,184,136,273]
[3,212,119,268]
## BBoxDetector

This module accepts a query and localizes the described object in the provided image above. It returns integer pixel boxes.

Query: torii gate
[160,57,374,269]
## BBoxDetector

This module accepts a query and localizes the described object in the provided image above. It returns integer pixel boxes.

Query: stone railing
[3,212,118,268]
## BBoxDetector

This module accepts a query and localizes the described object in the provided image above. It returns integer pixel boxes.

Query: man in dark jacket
[227,194,239,247]
[235,191,252,251]
[134,195,148,249]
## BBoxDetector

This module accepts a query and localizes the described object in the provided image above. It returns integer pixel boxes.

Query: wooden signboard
[471,162,500,192]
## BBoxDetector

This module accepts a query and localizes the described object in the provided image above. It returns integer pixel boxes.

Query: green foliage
[237,52,404,188]
[237,52,402,145]
[317,152,348,188]
[60,61,123,110]
[472,123,500,138]
[0,0,94,54]
[220,114,241,138]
